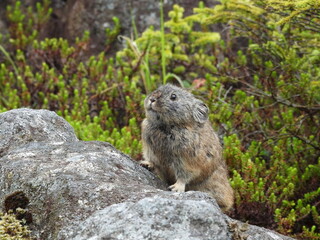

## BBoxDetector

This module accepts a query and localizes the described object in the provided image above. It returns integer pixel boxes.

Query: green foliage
[0,0,319,239]
[160,0,166,83]
[120,3,222,89]
[6,0,52,50]
[105,17,121,47]
[0,211,32,240]
[195,0,320,238]
[266,0,320,25]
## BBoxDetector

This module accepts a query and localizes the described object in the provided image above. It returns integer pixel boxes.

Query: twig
[89,83,123,101]
[296,201,320,223]
[237,79,320,112]
[287,129,320,151]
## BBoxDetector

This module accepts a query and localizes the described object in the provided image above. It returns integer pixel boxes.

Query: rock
[70,195,294,240]
[70,194,230,240]
[0,108,78,157]
[0,108,294,240]
[0,141,167,239]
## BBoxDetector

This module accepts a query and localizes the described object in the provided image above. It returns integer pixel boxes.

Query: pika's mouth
[146,90,162,112]
[146,102,156,111]
[146,97,156,110]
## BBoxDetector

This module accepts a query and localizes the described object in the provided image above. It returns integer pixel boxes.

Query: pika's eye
[170,93,177,101]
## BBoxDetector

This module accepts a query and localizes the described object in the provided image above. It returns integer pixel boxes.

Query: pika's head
[144,84,208,126]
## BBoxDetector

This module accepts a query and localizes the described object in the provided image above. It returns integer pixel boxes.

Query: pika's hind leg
[195,166,234,212]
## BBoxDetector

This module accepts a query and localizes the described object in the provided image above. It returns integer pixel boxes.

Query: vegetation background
[0,0,319,239]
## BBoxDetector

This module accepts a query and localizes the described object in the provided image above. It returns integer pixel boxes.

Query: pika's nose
[149,90,161,103]
[150,97,156,103]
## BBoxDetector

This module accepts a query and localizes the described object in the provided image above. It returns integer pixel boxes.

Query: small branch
[286,129,320,151]
[89,83,123,101]
[237,79,320,112]
[296,201,320,223]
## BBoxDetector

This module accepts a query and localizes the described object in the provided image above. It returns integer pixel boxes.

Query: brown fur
[140,84,234,212]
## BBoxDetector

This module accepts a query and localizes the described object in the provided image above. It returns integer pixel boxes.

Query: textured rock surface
[0,141,167,239]
[71,195,230,240]
[0,108,78,157]
[70,195,293,240]
[0,108,294,240]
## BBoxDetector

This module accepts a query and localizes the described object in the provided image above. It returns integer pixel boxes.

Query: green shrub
[0,0,319,239]
[192,0,320,238]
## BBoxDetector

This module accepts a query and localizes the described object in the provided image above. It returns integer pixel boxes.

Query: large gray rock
[71,195,230,240]
[70,195,292,240]
[0,108,294,240]
[0,108,78,157]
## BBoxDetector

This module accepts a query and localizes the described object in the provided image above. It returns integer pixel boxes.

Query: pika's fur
[141,84,234,212]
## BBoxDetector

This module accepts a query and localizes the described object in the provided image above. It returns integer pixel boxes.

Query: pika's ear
[193,101,208,124]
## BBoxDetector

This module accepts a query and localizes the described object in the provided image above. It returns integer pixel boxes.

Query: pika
[140,84,234,211]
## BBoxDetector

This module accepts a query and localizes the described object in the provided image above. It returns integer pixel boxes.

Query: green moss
[0,211,32,240]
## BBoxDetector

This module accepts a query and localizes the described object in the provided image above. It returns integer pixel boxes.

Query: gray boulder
[71,195,230,240]
[70,195,293,240]
[0,108,294,240]
[0,108,78,157]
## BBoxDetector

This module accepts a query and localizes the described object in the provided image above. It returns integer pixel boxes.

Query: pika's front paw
[139,160,154,171]
[168,181,186,193]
